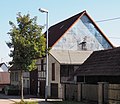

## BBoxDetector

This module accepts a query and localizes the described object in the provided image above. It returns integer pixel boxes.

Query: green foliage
[7,13,46,71]
[4,85,19,95]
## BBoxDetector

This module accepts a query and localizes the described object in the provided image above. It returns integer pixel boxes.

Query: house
[35,50,93,98]
[0,63,10,91]
[33,10,114,99]
[9,65,30,94]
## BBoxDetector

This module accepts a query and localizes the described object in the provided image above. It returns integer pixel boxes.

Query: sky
[1,0,120,64]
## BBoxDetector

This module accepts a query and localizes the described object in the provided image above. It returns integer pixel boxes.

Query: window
[41,59,44,71]
[52,63,55,81]
[15,72,18,81]
[60,65,74,77]
[23,79,25,85]
[11,72,14,81]
[27,80,30,88]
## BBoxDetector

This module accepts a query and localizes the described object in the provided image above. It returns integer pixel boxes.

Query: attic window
[60,25,64,29]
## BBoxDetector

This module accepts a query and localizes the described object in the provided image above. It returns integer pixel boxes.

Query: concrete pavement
[0,93,62,104]
[0,99,14,104]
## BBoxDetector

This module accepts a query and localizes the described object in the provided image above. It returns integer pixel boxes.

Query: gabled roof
[46,10,114,48]
[47,11,85,47]
[0,63,4,67]
[0,63,8,68]
[74,47,120,76]
[0,63,8,72]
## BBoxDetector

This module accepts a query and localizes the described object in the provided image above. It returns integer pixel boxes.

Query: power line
[96,17,120,23]
[95,17,120,39]
[108,37,120,39]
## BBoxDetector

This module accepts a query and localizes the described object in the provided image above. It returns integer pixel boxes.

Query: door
[39,80,45,98]
[51,83,58,98]
[30,69,38,95]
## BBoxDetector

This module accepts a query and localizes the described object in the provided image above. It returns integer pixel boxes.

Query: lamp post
[39,8,49,101]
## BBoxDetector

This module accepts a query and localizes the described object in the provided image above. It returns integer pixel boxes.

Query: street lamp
[39,8,49,101]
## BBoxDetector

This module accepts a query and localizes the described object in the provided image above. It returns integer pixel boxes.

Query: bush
[4,85,20,95]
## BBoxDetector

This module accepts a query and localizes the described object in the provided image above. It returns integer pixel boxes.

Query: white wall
[48,54,63,98]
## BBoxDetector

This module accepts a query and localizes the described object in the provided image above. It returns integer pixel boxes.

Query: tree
[7,13,46,100]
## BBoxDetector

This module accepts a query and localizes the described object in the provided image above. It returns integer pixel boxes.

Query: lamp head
[39,8,48,13]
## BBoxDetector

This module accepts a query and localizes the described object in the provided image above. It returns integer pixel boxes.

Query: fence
[63,83,98,102]
[63,83,120,104]
[82,84,98,102]
[64,83,78,101]
[108,84,120,104]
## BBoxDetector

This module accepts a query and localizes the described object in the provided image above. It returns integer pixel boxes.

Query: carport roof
[50,50,93,64]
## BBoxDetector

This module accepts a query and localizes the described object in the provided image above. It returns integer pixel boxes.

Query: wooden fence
[108,84,120,104]
[63,83,98,102]
[63,83,120,104]
[64,83,78,101]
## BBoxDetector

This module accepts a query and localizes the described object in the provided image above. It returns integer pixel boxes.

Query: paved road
[0,93,62,104]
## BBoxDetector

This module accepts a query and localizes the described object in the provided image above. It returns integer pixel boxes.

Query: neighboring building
[74,47,120,84]
[33,10,114,98]
[0,63,10,91]
[9,65,30,94]
[0,63,8,72]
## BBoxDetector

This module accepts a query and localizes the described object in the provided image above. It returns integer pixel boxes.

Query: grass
[13,101,38,104]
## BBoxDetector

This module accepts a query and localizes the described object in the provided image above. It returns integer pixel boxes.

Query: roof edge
[51,11,86,48]
[85,12,114,48]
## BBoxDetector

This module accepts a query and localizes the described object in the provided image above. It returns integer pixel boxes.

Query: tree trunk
[21,69,24,101]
